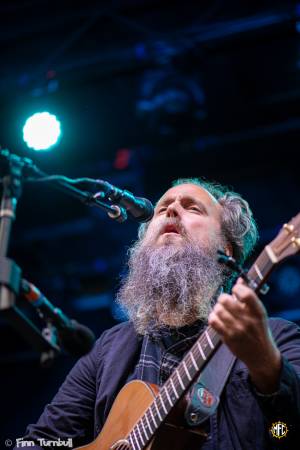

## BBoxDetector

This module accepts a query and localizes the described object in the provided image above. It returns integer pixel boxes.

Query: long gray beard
[116,240,225,335]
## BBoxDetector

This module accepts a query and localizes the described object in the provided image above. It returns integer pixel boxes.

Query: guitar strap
[185,343,236,426]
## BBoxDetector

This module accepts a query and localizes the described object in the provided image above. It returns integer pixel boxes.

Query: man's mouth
[162,224,181,235]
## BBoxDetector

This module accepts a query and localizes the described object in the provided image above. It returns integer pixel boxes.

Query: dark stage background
[1,0,300,444]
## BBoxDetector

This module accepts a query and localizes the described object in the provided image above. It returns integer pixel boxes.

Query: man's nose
[166,201,181,217]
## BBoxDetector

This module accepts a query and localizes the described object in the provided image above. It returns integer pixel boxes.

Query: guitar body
[76,380,206,450]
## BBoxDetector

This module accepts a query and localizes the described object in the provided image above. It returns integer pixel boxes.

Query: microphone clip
[92,191,127,223]
[217,250,269,296]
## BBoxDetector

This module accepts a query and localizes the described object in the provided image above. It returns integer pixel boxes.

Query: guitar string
[137,412,150,442]
[129,411,150,450]
[130,426,141,450]
[116,443,127,450]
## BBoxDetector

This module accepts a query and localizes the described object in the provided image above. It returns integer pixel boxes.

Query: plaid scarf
[134,320,206,385]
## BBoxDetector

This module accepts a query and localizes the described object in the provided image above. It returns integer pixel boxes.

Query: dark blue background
[0,0,300,443]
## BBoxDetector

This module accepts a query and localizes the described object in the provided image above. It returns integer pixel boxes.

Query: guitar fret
[140,417,149,441]
[136,423,145,447]
[170,378,179,398]
[197,341,206,360]
[154,400,163,421]
[265,245,278,264]
[130,430,139,450]
[205,330,214,349]
[128,434,135,450]
[149,405,158,427]
[190,352,199,371]
[183,360,192,381]
[159,391,168,414]
[248,250,274,291]
[176,369,185,389]
[165,386,174,406]
[254,263,263,280]
[145,411,153,434]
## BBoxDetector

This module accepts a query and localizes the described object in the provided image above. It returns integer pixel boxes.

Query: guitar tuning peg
[283,224,295,233]
[217,250,240,271]
[291,237,300,249]
[217,249,251,285]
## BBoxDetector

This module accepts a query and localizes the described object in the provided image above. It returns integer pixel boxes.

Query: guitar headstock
[269,213,300,263]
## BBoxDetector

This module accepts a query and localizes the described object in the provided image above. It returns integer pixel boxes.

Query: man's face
[117,183,229,333]
[144,183,224,250]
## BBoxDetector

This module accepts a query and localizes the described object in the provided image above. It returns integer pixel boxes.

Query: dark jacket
[19,317,300,449]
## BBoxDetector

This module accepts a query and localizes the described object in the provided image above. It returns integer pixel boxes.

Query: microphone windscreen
[58,320,96,357]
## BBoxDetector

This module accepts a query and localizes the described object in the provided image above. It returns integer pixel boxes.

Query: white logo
[270,421,289,439]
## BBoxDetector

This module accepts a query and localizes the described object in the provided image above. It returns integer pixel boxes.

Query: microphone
[21,279,95,357]
[98,180,154,222]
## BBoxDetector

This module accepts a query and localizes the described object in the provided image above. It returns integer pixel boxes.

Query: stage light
[23,112,62,150]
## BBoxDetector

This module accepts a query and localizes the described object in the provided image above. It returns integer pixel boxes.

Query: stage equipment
[0,148,152,365]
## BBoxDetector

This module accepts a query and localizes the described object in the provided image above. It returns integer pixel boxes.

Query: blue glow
[277,266,300,297]
[23,112,62,151]
[277,309,300,321]
[73,293,112,311]
[135,43,147,60]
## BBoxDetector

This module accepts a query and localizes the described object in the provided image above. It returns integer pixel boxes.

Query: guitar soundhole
[110,439,131,450]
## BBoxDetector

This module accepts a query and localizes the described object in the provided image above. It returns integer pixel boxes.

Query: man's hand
[208,279,282,394]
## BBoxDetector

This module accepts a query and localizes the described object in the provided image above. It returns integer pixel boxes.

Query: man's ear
[224,243,233,257]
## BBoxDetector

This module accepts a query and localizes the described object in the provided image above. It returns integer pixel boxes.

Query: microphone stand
[0,149,127,366]
[0,152,61,366]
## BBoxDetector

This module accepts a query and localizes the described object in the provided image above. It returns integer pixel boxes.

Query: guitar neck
[247,245,276,293]
[126,244,279,450]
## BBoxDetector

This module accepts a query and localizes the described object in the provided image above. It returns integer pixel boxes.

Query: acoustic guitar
[76,215,300,450]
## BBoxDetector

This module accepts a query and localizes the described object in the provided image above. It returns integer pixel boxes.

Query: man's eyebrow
[184,196,209,213]
[155,195,209,213]
[155,197,172,208]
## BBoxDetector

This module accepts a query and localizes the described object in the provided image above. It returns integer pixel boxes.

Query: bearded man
[19,179,300,449]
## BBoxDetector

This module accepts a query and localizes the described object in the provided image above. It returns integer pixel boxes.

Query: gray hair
[138,177,258,290]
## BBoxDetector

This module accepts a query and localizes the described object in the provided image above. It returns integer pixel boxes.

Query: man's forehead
[158,183,219,207]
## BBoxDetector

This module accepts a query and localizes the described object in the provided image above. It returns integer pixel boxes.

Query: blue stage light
[23,112,62,150]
